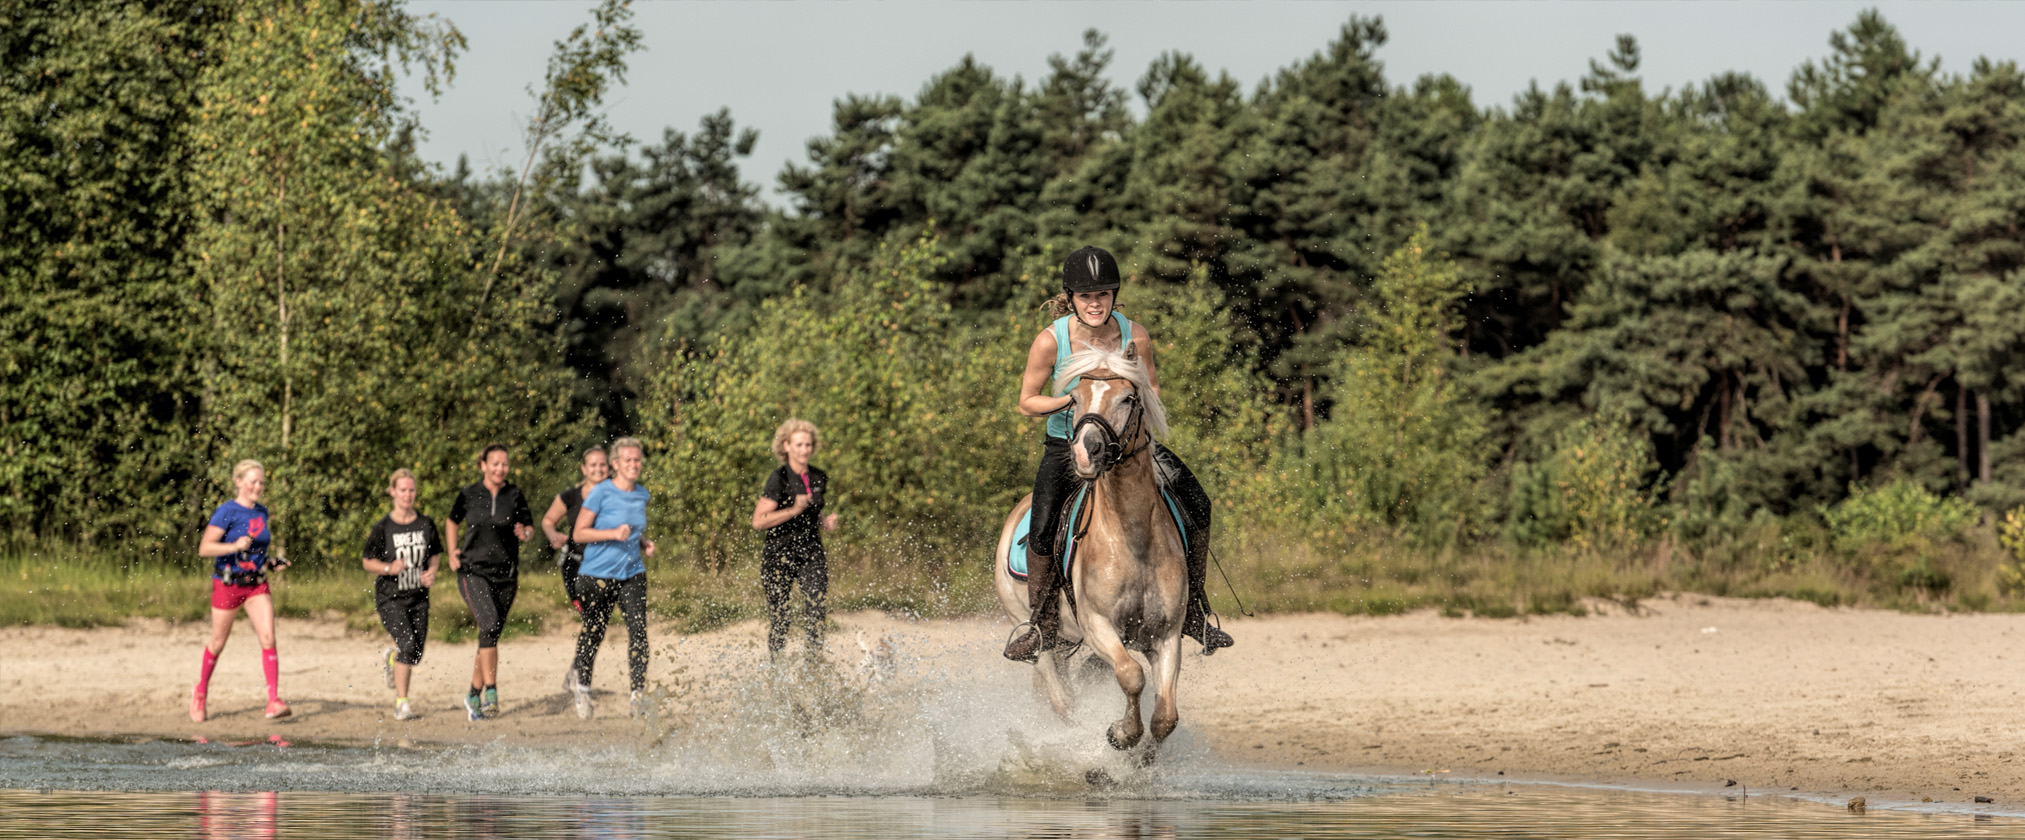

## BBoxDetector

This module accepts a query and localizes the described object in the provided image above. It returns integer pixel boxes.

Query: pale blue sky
[397,1,2025,204]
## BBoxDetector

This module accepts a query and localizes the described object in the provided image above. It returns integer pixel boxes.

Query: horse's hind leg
[1033,648,1074,721]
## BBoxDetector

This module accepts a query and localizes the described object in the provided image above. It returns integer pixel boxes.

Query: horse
[994,341,1190,761]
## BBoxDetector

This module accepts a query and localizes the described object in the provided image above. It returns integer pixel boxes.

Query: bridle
[1068,372,1151,478]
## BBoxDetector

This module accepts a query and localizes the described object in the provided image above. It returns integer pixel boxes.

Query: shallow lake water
[3,735,2022,839]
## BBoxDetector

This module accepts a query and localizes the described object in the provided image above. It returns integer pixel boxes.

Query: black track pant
[762,545,828,654]
[572,573,649,693]
[457,571,518,649]
[376,591,430,665]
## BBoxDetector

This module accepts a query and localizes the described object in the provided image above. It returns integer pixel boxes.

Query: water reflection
[4,787,2025,840]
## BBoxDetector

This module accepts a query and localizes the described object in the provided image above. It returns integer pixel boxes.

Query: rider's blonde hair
[387,467,417,489]
[231,459,264,485]
[771,419,820,464]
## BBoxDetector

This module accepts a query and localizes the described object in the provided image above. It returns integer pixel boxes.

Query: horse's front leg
[1140,629,1184,765]
[1081,613,1144,750]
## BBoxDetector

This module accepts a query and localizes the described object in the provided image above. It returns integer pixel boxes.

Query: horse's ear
[1124,341,1139,362]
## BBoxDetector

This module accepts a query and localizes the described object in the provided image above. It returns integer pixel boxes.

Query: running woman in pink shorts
[191,459,292,722]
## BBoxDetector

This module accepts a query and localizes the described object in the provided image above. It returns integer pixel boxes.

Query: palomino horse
[994,342,1190,760]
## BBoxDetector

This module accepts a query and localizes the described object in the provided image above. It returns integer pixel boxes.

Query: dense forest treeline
[10,1,2025,611]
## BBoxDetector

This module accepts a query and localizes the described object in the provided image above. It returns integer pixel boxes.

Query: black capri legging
[457,572,518,649]
[572,573,649,692]
[762,545,828,653]
[376,591,430,665]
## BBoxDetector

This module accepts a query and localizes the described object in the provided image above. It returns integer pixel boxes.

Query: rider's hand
[546,532,566,550]
[791,494,812,512]
[389,558,407,575]
[613,523,632,541]
[421,568,437,587]
[822,514,839,532]
[448,552,461,572]
[642,539,656,558]
[233,535,254,552]
[513,523,533,542]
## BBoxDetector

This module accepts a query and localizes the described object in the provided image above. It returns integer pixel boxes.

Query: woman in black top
[541,446,609,614]
[445,443,533,720]
[362,468,442,721]
[750,419,839,657]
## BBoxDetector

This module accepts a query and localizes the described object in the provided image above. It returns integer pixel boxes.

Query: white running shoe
[393,699,416,721]
[564,666,580,693]
[464,693,484,722]
[571,680,594,720]
[380,647,396,690]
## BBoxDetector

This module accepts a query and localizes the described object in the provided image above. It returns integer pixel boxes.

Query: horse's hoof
[1134,747,1158,769]
[1085,768,1117,788]
[1106,722,1142,751]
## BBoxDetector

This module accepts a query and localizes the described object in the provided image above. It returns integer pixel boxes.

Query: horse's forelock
[1057,345,1170,442]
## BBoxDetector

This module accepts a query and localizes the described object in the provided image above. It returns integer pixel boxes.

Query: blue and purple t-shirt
[207,500,272,583]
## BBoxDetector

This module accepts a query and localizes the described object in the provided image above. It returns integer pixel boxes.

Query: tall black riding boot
[1003,545,1060,662]
[1179,519,1234,654]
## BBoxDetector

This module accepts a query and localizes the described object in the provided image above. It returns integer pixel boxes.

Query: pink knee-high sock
[197,647,219,695]
[261,648,280,703]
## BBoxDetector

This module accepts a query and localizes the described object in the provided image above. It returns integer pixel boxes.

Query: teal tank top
[1045,312,1131,440]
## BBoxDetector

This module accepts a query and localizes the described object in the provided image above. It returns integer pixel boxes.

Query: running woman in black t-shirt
[540,446,608,615]
[445,443,533,721]
[751,419,839,657]
[362,468,442,721]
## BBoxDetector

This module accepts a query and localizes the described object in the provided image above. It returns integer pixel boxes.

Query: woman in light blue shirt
[567,436,655,719]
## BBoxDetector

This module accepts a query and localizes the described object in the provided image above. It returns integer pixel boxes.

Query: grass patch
[15,513,2025,632]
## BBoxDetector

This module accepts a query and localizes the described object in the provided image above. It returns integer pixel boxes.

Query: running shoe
[380,647,396,690]
[571,681,594,720]
[464,693,484,721]
[480,686,499,717]
[629,690,648,719]
[563,666,579,693]
[189,687,206,723]
[393,699,416,721]
[263,699,292,720]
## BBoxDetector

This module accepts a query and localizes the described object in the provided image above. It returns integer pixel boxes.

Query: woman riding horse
[1002,246,1235,662]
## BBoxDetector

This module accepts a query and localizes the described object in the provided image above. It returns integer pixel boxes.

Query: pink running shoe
[189,687,207,723]
[264,699,292,720]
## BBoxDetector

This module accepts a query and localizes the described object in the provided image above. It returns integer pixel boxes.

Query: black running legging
[761,545,828,653]
[458,572,518,649]
[560,546,584,605]
[572,573,649,692]
[376,591,430,665]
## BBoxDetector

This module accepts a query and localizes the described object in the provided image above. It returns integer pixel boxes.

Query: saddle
[1004,485,1192,583]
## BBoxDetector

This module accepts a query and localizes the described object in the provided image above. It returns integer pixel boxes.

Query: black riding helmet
[1062,246,1121,295]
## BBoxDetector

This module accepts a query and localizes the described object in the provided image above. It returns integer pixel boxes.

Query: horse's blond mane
[1056,343,1171,444]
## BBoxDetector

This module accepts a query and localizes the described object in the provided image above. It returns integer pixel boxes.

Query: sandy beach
[4,594,2021,809]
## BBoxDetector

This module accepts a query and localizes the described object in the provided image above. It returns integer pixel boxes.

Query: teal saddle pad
[1006,485,1190,580]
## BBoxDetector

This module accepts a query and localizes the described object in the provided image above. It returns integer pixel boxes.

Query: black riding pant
[1031,439,1211,557]
[1028,439,1079,559]
[457,571,517,649]
[572,573,649,693]
[762,544,828,653]
[375,590,430,666]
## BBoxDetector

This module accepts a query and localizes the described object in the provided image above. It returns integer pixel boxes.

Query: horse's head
[1059,341,1168,481]
[1067,368,1147,480]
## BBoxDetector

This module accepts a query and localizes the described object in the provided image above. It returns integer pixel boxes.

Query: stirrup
[1003,621,1045,663]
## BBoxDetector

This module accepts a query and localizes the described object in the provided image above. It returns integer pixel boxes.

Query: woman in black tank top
[541,446,610,614]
